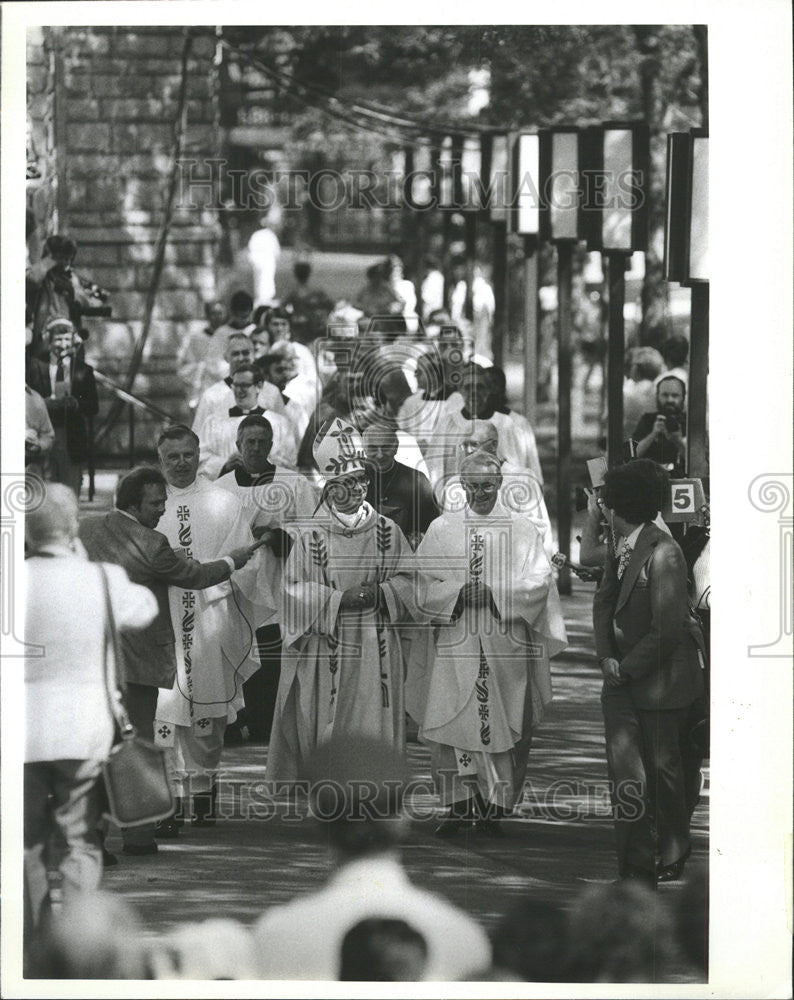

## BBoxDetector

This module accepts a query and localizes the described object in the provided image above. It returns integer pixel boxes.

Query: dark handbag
[98,566,174,827]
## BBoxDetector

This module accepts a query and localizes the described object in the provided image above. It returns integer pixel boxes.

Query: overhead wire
[220,38,505,150]
[220,39,429,149]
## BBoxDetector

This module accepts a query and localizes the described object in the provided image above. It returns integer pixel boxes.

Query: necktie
[55,358,65,383]
[617,539,632,579]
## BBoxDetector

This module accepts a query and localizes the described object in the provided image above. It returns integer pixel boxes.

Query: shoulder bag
[98,565,174,827]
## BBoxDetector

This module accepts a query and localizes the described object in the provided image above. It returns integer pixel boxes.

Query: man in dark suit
[363,422,438,549]
[26,317,98,498]
[80,466,257,854]
[593,460,705,886]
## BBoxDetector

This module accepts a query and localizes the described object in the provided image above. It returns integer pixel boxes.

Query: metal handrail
[88,370,177,501]
[93,370,174,421]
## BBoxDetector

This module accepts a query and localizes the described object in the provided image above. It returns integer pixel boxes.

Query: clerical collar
[370,460,397,480]
[166,480,200,497]
[229,405,265,417]
[329,502,369,529]
[235,462,276,487]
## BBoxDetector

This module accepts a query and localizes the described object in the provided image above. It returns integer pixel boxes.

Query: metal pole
[128,403,136,469]
[442,210,452,310]
[401,146,415,268]
[491,220,508,367]
[606,252,627,466]
[87,416,96,502]
[556,242,573,595]
[687,283,709,478]
[464,211,477,322]
[415,209,427,324]
[522,237,538,421]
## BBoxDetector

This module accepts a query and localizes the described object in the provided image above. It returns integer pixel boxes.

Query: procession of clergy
[113,324,567,834]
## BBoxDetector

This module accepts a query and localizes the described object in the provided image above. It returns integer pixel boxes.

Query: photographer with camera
[26,235,111,359]
[631,375,687,476]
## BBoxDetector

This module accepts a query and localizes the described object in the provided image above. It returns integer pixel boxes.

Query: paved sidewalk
[99,583,709,982]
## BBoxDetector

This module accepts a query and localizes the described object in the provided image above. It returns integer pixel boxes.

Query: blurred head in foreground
[340,918,428,981]
[302,736,411,862]
[565,881,675,983]
[25,482,79,551]
[491,898,568,982]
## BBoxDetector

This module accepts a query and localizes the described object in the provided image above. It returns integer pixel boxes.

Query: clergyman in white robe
[411,456,567,818]
[266,417,420,781]
[154,478,259,801]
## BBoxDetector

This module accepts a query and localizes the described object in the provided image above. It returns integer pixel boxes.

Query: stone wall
[26,28,58,262]
[29,26,222,460]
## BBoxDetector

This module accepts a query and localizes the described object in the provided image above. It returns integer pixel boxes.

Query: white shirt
[48,355,72,394]
[623,524,645,551]
[247,227,281,306]
[421,269,445,320]
[25,550,157,762]
[252,854,491,980]
[192,379,285,444]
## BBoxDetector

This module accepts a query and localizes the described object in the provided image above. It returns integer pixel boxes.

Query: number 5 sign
[663,479,706,522]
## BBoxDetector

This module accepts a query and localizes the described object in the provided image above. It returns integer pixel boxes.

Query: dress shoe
[223,724,246,746]
[122,842,159,856]
[434,818,474,838]
[475,817,506,838]
[155,816,181,838]
[620,864,657,890]
[191,789,217,828]
[657,846,691,883]
[101,847,118,867]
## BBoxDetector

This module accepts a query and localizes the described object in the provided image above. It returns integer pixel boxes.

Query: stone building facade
[26,26,222,459]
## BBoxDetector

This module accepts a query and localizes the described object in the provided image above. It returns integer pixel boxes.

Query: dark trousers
[24,759,103,937]
[120,682,159,846]
[242,624,282,740]
[601,684,692,874]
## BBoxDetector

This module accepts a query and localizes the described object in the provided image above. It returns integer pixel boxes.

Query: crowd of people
[22,236,709,982]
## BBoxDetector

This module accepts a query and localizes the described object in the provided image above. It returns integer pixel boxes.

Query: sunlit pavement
[99,581,708,983]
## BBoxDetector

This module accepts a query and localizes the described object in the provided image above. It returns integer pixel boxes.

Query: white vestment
[155,480,259,733]
[267,504,420,780]
[424,402,528,488]
[410,499,567,807]
[216,467,319,628]
[437,461,555,559]
[197,408,299,479]
[270,339,320,418]
[192,379,285,444]
[248,227,281,306]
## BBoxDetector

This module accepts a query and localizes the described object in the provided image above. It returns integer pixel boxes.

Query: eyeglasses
[232,381,256,390]
[463,481,499,495]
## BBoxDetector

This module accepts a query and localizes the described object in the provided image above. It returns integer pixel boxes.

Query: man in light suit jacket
[80,465,256,854]
[593,460,705,886]
[24,483,158,941]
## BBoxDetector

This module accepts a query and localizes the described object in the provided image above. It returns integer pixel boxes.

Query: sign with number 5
[663,479,706,522]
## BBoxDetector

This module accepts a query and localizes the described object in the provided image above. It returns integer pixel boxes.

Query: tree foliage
[226,25,706,342]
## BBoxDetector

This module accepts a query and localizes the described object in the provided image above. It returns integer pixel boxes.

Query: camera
[661,414,680,433]
[75,274,112,318]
